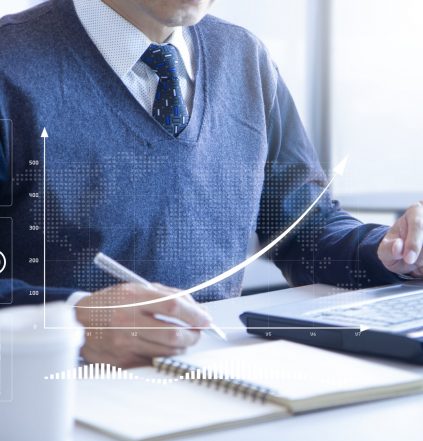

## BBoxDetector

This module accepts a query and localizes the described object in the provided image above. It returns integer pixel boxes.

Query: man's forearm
[277,209,402,288]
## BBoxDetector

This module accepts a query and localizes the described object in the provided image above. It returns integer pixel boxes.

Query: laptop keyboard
[309,292,423,328]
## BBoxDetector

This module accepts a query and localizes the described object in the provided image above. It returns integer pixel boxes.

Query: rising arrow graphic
[76,156,350,310]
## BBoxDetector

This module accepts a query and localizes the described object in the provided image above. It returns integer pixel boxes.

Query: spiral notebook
[76,340,423,441]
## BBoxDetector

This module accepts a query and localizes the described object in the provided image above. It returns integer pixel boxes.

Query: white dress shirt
[72,0,195,113]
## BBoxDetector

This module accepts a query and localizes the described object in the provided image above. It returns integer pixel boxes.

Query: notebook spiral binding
[155,358,272,403]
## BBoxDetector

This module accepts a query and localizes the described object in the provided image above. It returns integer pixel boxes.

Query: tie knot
[141,44,181,79]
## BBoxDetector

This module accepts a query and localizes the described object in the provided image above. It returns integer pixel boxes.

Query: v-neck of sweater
[52,0,207,146]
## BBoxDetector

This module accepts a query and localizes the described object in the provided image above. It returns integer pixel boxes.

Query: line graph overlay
[75,156,349,310]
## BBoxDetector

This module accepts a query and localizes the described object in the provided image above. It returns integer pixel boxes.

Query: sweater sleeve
[256,72,401,289]
[0,279,75,308]
[0,118,11,206]
[0,109,74,308]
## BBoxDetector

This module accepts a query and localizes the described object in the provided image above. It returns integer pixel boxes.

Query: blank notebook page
[174,340,423,409]
[76,366,286,441]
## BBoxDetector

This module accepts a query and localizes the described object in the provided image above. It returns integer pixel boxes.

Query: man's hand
[378,202,423,278]
[75,283,212,368]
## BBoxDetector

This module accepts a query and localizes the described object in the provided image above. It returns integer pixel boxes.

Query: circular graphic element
[0,251,6,274]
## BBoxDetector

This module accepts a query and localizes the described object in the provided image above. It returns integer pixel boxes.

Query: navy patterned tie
[141,44,190,137]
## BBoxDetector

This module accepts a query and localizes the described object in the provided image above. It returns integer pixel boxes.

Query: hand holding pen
[94,253,227,341]
[74,253,226,368]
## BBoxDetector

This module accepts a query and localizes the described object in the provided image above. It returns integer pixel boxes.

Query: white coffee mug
[0,302,84,441]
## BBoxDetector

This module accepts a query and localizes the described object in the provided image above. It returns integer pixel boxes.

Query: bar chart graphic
[44,363,258,383]
[44,361,330,387]
[44,363,177,385]
[44,363,244,384]
[45,363,135,381]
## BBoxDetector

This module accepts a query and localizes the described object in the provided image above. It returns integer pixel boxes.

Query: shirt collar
[73,0,194,80]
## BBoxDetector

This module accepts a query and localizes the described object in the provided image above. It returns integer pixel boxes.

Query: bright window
[0,0,38,17]
[331,0,423,195]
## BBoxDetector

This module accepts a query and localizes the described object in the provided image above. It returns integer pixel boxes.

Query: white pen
[94,252,227,341]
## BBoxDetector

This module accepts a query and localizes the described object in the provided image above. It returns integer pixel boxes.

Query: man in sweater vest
[0,0,422,367]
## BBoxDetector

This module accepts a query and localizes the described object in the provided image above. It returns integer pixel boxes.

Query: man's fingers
[121,284,211,327]
[378,237,403,264]
[145,296,211,327]
[79,284,207,369]
[134,315,201,348]
[404,203,423,265]
[391,238,404,260]
[378,203,423,272]
[86,284,211,327]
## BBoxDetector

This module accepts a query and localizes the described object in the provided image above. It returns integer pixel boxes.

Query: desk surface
[74,284,423,441]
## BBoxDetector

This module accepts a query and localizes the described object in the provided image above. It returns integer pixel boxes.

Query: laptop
[240,283,423,364]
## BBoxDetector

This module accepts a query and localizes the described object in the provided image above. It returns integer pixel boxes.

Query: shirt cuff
[397,273,419,280]
[66,291,91,306]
